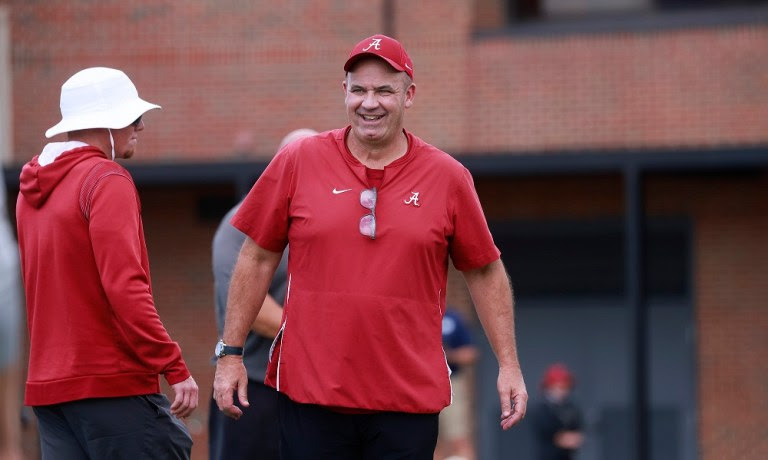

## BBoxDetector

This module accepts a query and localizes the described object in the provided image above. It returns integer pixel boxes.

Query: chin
[357,126,384,139]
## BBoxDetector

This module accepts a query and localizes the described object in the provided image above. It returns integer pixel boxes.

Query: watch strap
[216,339,244,357]
[220,345,243,356]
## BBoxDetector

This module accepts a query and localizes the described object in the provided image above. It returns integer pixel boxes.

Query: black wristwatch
[214,339,244,358]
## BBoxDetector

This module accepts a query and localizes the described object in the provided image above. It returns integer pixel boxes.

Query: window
[472,0,768,33]
[508,0,768,22]
[514,0,649,21]
[491,219,690,300]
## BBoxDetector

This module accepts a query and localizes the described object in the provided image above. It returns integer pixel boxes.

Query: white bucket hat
[45,67,160,138]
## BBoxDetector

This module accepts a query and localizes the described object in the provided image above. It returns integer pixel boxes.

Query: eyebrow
[349,84,397,92]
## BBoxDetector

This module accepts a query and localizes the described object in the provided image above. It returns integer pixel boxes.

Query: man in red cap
[214,34,527,458]
[530,363,585,460]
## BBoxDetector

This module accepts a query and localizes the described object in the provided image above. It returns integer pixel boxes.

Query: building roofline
[456,145,768,176]
[4,145,767,189]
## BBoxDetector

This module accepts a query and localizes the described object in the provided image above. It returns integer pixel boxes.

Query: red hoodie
[16,144,190,406]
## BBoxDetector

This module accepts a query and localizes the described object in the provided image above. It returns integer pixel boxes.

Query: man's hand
[170,376,199,418]
[498,365,527,430]
[213,356,249,420]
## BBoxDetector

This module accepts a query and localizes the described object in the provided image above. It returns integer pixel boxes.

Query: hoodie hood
[19,143,107,209]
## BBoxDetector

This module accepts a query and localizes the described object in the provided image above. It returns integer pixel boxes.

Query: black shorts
[278,392,439,460]
[208,379,280,460]
[33,394,192,460]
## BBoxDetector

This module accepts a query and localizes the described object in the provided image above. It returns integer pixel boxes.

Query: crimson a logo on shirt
[404,192,420,207]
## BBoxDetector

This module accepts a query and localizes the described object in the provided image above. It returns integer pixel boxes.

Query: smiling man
[16,67,197,459]
[214,35,527,459]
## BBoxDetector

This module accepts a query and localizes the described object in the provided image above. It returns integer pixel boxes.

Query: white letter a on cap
[362,38,382,51]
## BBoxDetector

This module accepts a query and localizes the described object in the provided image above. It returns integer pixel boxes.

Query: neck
[347,130,408,169]
[68,129,111,159]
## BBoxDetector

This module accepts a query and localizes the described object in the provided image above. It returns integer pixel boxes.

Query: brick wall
[644,172,768,459]
[5,0,386,163]
[467,27,768,152]
[691,175,768,460]
[4,0,767,164]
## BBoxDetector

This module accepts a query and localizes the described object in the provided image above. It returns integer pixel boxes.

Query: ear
[342,77,348,94]
[404,82,416,109]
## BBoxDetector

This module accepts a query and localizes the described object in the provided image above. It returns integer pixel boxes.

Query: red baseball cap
[540,363,575,389]
[344,34,414,80]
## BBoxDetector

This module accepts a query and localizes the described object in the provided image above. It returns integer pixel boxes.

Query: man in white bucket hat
[15,67,198,459]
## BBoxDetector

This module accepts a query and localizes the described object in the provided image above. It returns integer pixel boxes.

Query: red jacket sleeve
[88,172,190,385]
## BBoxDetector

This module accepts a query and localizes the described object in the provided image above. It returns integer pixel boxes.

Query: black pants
[278,393,439,460]
[208,379,280,460]
[33,394,192,460]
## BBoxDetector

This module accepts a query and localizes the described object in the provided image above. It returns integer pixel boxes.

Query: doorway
[475,219,696,459]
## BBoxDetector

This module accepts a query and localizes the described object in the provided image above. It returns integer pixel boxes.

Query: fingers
[497,367,528,431]
[176,384,198,418]
[497,389,516,430]
[169,392,183,414]
[172,393,189,418]
[499,387,513,420]
[213,360,247,420]
[214,385,243,420]
[223,403,244,419]
[213,381,236,418]
[500,392,528,431]
[237,375,250,409]
[215,387,243,420]
[170,377,199,418]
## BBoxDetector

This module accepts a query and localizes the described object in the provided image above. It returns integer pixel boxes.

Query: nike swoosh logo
[332,188,352,194]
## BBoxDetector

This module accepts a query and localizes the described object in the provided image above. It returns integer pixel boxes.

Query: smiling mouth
[359,114,384,121]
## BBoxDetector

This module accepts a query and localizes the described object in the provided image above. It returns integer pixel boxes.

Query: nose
[361,90,378,110]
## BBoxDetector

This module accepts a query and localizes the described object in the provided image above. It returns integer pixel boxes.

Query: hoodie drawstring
[108,129,115,161]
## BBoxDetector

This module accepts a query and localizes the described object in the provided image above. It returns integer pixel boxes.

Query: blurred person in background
[435,307,479,460]
[15,67,198,459]
[530,363,585,460]
[0,165,23,460]
[214,34,526,459]
[208,128,317,460]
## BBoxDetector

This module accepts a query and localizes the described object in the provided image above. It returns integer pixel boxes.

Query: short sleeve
[231,149,294,252]
[449,167,500,271]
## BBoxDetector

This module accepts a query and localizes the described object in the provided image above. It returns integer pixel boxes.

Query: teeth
[362,115,381,120]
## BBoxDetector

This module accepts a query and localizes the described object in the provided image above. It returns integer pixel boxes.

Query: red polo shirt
[232,127,499,413]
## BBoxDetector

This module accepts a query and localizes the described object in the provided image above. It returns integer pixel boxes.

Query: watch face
[215,341,224,357]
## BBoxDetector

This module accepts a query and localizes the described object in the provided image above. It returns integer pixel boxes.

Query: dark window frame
[490,217,692,302]
[476,2,768,39]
